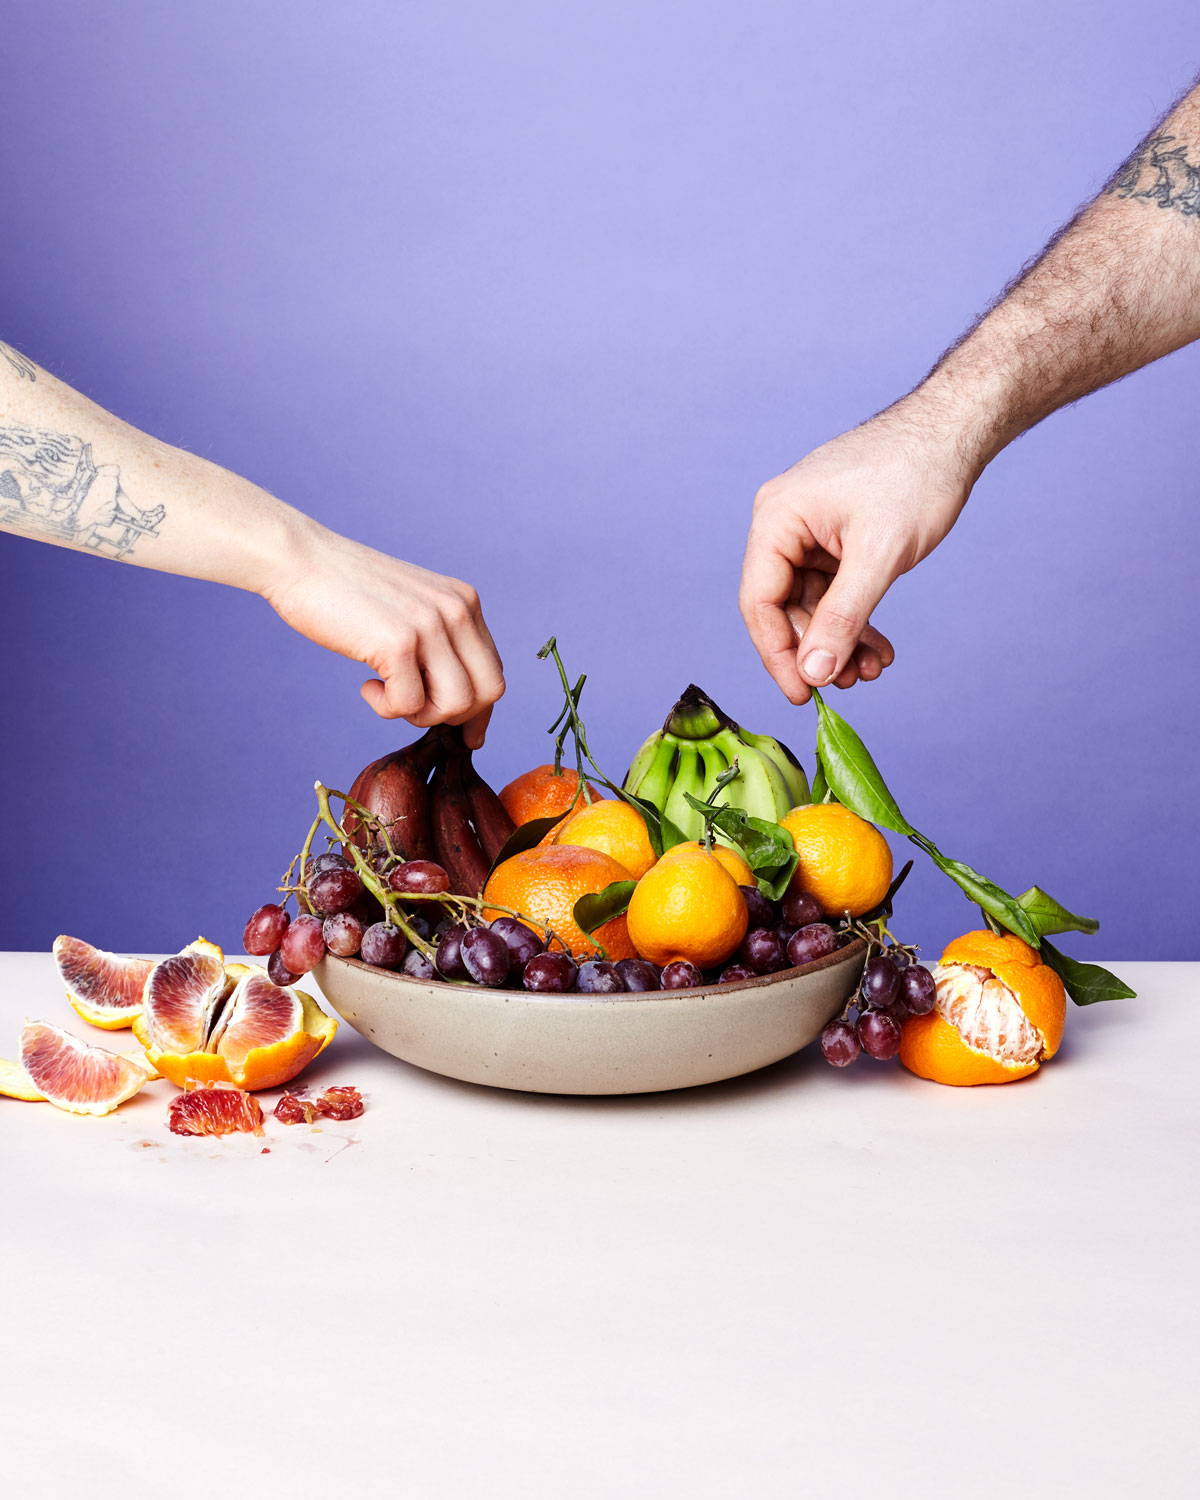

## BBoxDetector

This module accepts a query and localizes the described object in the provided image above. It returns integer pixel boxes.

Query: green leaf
[922,847,1042,947]
[1016,887,1100,938]
[573,880,637,944]
[486,811,569,878]
[1041,940,1137,1006]
[809,756,829,804]
[811,690,916,836]
[683,797,799,900]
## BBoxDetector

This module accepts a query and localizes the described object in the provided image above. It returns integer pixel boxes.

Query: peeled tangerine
[899,930,1066,1086]
[132,938,337,1091]
[53,934,153,1030]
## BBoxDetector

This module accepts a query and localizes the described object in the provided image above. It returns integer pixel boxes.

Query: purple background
[2,1,1196,960]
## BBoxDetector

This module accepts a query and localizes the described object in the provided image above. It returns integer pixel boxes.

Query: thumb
[798,542,896,687]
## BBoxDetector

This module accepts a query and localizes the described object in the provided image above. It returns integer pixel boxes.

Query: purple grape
[243,904,289,956]
[388,860,451,896]
[739,927,787,975]
[489,916,544,966]
[718,962,755,984]
[267,948,299,987]
[279,914,326,974]
[402,947,436,981]
[862,955,900,1009]
[739,885,777,930]
[435,923,469,980]
[460,926,511,987]
[660,960,703,989]
[404,910,436,943]
[322,911,364,958]
[522,951,577,993]
[615,958,661,992]
[858,1008,901,1060]
[781,890,824,927]
[821,1020,861,1067]
[360,921,407,969]
[901,964,936,1015]
[889,947,913,970]
[306,851,351,879]
[577,960,625,994]
[308,866,364,917]
[786,923,837,967]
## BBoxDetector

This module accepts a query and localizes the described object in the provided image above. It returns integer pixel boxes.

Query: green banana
[736,729,811,809]
[714,728,793,822]
[663,742,708,842]
[622,685,812,839]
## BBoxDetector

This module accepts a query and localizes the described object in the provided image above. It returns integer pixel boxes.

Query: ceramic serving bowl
[313,938,865,1096]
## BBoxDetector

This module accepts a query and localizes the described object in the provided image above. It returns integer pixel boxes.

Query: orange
[778,804,892,918]
[899,930,1067,1087]
[483,845,638,959]
[626,848,749,968]
[660,840,755,888]
[549,799,656,879]
[133,943,337,1091]
[498,764,600,827]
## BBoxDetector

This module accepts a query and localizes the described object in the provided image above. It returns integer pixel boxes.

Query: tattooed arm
[742,78,1200,703]
[0,349,504,742]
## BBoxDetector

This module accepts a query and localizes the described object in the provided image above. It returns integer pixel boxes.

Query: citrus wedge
[20,1021,154,1115]
[140,938,230,1054]
[53,935,154,1030]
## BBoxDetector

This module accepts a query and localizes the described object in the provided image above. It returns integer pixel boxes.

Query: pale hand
[264,529,505,747]
[739,411,975,703]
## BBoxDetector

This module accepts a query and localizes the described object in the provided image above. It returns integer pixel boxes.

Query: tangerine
[899,930,1066,1086]
[626,848,749,968]
[778,804,892,918]
[550,799,655,879]
[498,764,600,827]
[483,845,638,958]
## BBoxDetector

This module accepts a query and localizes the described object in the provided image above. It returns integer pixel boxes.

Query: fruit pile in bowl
[235,639,1133,1095]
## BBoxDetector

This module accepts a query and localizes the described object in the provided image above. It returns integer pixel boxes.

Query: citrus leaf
[1040,941,1136,1006]
[486,811,568,879]
[809,756,830,804]
[1016,887,1100,937]
[684,798,799,900]
[811,690,916,836]
[922,847,1042,947]
[573,880,636,941]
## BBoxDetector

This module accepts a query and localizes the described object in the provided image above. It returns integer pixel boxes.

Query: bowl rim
[323,934,867,1003]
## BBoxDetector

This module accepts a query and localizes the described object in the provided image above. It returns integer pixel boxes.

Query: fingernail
[802,649,836,683]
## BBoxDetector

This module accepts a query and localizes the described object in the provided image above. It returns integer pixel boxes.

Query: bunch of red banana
[342,726,515,897]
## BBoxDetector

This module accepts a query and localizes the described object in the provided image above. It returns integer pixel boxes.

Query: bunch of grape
[243,861,854,996]
[819,942,937,1067]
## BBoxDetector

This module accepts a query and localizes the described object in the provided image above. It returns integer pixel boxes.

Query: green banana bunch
[624,685,810,843]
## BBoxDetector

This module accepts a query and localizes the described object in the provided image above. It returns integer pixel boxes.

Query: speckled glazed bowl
[314,939,865,1095]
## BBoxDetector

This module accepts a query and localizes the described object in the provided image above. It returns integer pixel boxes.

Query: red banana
[430,753,491,897]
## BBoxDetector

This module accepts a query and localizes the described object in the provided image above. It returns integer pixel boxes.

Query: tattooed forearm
[0,424,165,557]
[1,342,36,381]
[1105,133,1200,218]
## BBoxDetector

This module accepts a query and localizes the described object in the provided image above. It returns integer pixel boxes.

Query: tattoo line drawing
[1106,133,1200,217]
[0,343,36,381]
[0,425,164,558]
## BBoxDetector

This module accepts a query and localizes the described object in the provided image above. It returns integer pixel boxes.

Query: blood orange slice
[0,1056,46,1102]
[53,935,153,1030]
[168,1085,264,1137]
[139,938,230,1055]
[20,1021,153,1115]
[209,971,303,1069]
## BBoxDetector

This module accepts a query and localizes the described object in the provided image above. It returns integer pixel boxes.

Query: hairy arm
[741,79,1200,702]
[0,349,504,742]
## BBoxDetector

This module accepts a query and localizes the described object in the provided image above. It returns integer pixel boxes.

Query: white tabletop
[1,952,1194,1499]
